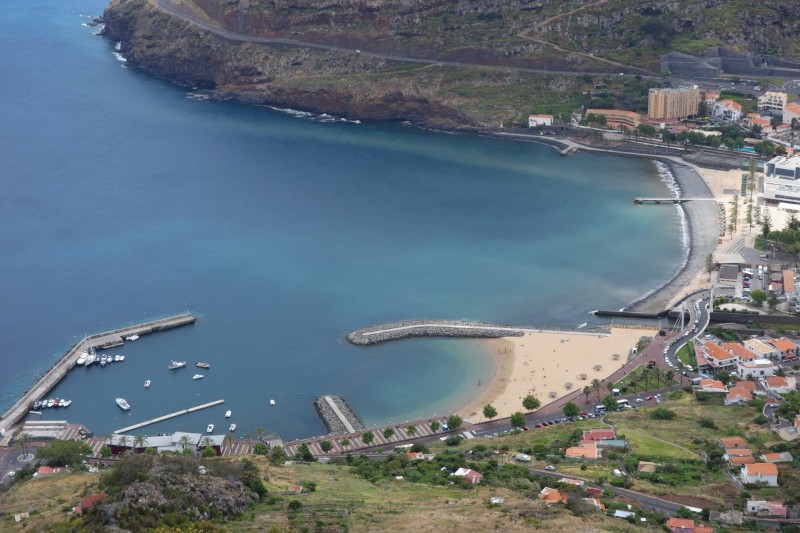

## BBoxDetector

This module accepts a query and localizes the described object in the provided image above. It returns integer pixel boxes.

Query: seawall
[346,320,526,346]
[313,395,365,435]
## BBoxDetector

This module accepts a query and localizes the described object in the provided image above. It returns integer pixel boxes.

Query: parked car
[645,396,654,401]
[545,465,556,471]
[635,398,644,403]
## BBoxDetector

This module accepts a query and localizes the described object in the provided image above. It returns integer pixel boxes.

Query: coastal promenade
[0,313,196,446]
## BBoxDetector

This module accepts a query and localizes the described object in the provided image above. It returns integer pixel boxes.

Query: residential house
[741,463,779,486]
[784,271,796,296]
[702,342,738,372]
[33,466,71,477]
[539,487,567,504]
[767,337,799,361]
[72,492,108,514]
[728,455,756,466]
[666,517,696,533]
[744,113,771,131]
[764,155,800,205]
[737,359,775,379]
[760,452,793,463]
[724,447,755,466]
[558,477,584,487]
[712,99,743,122]
[732,380,757,392]
[698,379,728,393]
[764,375,794,394]
[784,101,800,125]
[453,467,483,485]
[582,429,616,441]
[723,343,759,363]
[718,436,747,450]
[743,338,780,361]
[566,441,599,459]
[725,386,753,406]
[528,114,553,127]
[704,91,721,105]
[583,497,605,511]
[747,500,787,517]
[758,92,789,115]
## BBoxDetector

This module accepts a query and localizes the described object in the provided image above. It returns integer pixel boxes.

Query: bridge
[634,197,717,205]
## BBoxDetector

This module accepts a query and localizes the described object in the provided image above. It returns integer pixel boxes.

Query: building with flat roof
[784,102,800,124]
[737,358,775,379]
[764,155,800,204]
[528,114,553,127]
[585,108,641,129]
[648,87,700,120]
[758,92,789,115]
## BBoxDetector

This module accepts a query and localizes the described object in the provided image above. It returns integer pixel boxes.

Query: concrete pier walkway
[113,399,224,434]
[0,312,197,446]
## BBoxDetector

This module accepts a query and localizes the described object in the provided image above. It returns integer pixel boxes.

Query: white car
[545,465,556,471]
[635,398,644,403]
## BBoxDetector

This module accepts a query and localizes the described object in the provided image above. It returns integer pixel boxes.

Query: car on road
[545,465,556,471]
[768,403,779,408]
[534,423,544,428]
[522,426,530,431]
[645,396,654,401]
[635,398,643,403]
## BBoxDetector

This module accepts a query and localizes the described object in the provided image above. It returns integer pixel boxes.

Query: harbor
[0,313,196,446]
[112,399,225,434]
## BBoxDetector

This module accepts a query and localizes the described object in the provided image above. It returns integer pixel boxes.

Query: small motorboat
[53,399,61,407]
[225,410,232,418]
[144,380,151,388]
[118,355,125,362]
[168,361,187,370]
[60,400,72,407]
[207,424,214,433]
[269,399,276,406]
[33,400,42,410]
[76,352,88,365]
[229,423,236,432]
[46,399,55,408]
[116,398,131,411]
[192,374,204,380]
[195,362,210,369]
[125,334,139,341]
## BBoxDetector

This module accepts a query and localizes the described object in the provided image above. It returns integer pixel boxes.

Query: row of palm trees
[105,427,271,456]
[581,365,680,405]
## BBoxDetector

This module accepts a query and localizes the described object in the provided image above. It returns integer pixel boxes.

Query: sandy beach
[456,149,768,423]
[459,326,657,421]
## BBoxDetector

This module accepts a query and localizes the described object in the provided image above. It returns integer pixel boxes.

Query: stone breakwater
[313,395,365,435]
[346,320,525,346]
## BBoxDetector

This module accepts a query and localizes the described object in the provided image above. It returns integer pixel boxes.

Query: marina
[0,313,196,446]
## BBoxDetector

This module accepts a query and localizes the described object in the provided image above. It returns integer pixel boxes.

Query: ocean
[0,0,684,440]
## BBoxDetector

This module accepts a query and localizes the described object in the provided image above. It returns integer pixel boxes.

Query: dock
[559,146,579,156]
[113,399,224,434]
[634,197,717,205]
[0,312,196,446]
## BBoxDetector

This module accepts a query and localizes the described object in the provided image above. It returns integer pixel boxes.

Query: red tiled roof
[80,493,107,510]
[720,437,747,449]
[666,517,695,529]
[726,448,753,457]
[733,380,757,391]
[745,463,778,476]
[723,342,758,361]
[765,376,789,389]
[705,343,735,361]
[583,429,616,440]
[768,337,796,352]
[729,456,756,465]
[726,387,753,402]
[540,487,567,504]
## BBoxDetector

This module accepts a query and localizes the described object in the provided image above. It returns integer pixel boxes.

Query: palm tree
[640,368,649,390]
[133,435,146,452]
[18,433,30,457]
[666,370,675,384]
[406,425,416,436]
[118,434,129,452]
[254,427,265,443]
[583,386,591,405]
[223,433,234,455]
[202,437,214,448]
[591,379,601,402]
[675,362,684,385]
[179,434,192,453]
[628,378,637,394]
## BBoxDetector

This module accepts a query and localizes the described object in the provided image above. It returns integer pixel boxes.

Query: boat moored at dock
[125,334,139,341]
[116,397,131,410]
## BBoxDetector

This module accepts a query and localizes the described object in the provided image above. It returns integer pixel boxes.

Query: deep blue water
[0,0,683,440]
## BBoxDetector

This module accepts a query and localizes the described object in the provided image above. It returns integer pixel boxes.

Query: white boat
[46,399,54,408]
[269,399,276,406]
[577,322,588,329]
[76,352,88,365]
[229,423,236,432]
[60,400,72,407]
[225,410,232,418]
[125,334,139,341]
[144,380,151,388]
[116,397,131,410]
[192,374,204,380]
[207,424,214,433]
[168,361,187,370]
[84,350,97,366]
[100,356,107,367]
[113,354,122,362]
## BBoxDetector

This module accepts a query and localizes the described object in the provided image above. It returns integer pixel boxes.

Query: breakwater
[346,320,525,346]
[313,395,364,435]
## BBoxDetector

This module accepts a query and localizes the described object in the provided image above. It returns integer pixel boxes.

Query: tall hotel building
[647,87,701,119]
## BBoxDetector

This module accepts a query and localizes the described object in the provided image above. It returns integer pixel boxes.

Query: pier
[634,197,716,205]
[314,395,364,434]
[113,399,225,434]
[0,312,196,446]
[559,146,579,156]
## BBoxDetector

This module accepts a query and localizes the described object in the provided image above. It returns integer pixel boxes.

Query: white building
[741,463,779,487]
[736,358,775,379]
[712,99,743,122]
[758,92,789,115]
[784,102,800,125]
[528,114,553,127]
[763,155,800,205]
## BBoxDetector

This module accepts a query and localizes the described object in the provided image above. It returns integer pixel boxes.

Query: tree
[768,294,779,311]
[223,432,234,453]
[563,401,580,418]
[118,434,129,451]
[269,445,287,464]
[602,395,618,412]
[133,435,147,451]
[430,420,440,432]
[522,395,540,411]
[296,443,314,461]
[406,425,417,436]
[361,431,375,445]
[201,446,217,458]
[762,209,773,237]
[636,123,657,137]
[665,370,675,383]
[788,211,800,232]
[339,438,350,448]
[36,440,93,466]
[750,289,767,306]
[253,442,269,455]
[770,116,781,131]
[254,427,265,442]
[179,434,192,453]
[583,386,591,405]
[483,404,498,420]
[510,412,526,428]
[446,415,463,431]
[319,440,333,453]
[591,379,601,402]
[716,370,731,385]
[650,407,677,420]
[705,254,715,281]
[100,446,112,458]
[675,361,684,385]
[383,427,395,440]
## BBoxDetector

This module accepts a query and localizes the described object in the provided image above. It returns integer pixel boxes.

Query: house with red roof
[732,380,757,392]
[701,343,738,372]
[722,343,758,363]
[72,492,107,514]
[766,337,798,361]
[741,463,779,486]
[718,436,747,450]
[713,99,743,122]
[453,467,483,485]
[743,338,780,361]
[725,386,753,406]
[764,375,794,393]
[747,500,787,517]
[33,466,71,477]
[760,452,793,463]
[666,517,697,533]
[539,487,567,504]
[566,441,599,459]
[736,359,775,380]
[582,429,616,441]
[698,379,727,393]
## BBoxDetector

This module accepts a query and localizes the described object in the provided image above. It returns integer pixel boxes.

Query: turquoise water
[0,0,683,440]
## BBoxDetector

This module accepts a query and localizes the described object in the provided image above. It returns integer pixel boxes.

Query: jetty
[346,320,525,346]
[113,399,224,434]
[634,197,716,204]
[314,395,364,434]
[559,146,579,156]
[0,312,196,446]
